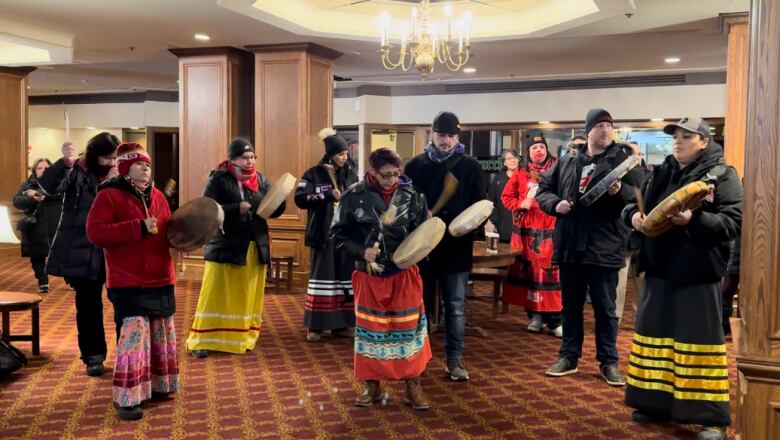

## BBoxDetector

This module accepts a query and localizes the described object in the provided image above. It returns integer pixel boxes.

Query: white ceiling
[0,0,749,95]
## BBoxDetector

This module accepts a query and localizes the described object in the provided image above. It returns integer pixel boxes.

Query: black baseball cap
[663,117,711,139]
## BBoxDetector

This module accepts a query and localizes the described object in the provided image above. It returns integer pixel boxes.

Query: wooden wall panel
[248,44,341,287]
[723,14,750,178]
[0,67,34,207]
[737,0,780,437]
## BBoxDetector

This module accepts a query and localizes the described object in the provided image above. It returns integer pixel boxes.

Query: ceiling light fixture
[538,121,551,124]
[650,118,664,122]
[129,126,140,130]
[85,126,96,130]
[194,34,211,41]
[463,67,476,74]
[664,57,680,64]
[379,0,472,78]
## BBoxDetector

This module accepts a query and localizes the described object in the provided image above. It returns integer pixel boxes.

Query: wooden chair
[269,256,294,292]
[0,291,42,355]
[469,267,508,319]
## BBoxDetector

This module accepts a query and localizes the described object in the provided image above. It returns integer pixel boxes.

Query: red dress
[500,161,562,312]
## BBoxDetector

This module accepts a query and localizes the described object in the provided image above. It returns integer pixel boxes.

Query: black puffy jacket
[12,176,63,258]
[622,143,742,286]
[536,141,644,268]
[294,158,358,247]
[202,167,285,266]
[37,159,104,280]
[330,177,428,275]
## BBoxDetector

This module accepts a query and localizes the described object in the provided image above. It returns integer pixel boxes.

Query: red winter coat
[86,178,175,289]
[500,159,561,312]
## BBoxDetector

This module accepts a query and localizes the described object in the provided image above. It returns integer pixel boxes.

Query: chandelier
[379,0,472,78]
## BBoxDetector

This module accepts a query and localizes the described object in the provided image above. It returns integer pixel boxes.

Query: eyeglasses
[378,171,401,179]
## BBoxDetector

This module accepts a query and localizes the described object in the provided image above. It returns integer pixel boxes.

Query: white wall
[333,84,727,126]
[28,101,178,130]
[27,128,124,169]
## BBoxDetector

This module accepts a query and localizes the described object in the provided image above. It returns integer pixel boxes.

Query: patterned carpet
[0,256,736,439]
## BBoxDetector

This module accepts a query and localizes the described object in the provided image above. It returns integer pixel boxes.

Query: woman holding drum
[295,128,359,343]
[623,117,742,440]
[330,148,434,410]
[186,137,286,358]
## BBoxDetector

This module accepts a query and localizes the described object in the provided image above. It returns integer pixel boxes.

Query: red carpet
[0,256,736,439]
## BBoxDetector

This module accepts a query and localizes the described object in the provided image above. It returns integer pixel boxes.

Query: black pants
[68,274,107,365]
[558,263,619,366]
[30,256,47,285]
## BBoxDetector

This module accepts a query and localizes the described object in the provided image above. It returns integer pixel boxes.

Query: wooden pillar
[0,67,35,208]
[169,47,253,278]
[246,43,341,287]
[736,1,780,439]
[722,12,750,178]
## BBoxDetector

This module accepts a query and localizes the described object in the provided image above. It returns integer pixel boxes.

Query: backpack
[0,332,28,379]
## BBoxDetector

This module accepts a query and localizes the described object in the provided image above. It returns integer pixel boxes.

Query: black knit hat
[585,108,613,134]
[432,111,460,135]
[525,131,548,150]
[228,137,254,159]
[318,128,349,157]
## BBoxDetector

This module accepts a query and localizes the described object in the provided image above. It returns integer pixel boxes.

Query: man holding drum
[404,111,486,381]
[623,117,741,440]
[331,148,433,410]
[536,108,643,386]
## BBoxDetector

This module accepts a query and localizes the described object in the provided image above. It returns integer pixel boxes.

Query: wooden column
[722,12,750,178]
[169,47,253,278]
[246,43,341,287]
[736,0,780,439]
[0,67,35,208]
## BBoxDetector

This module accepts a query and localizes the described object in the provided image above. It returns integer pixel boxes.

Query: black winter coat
[330,178,428,275]
[536,142,643,268]
[37,159,104,280]
[294,159,359,248]
[12,176,63,258]
[622,143,742,287]
[404,152,487,273]
[487,170,514,242]
[202,167,285,266]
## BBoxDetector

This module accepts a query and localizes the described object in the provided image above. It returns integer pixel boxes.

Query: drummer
[623,117,741,440]
[404,111,486,381]
[330,148,432,410]
[535,108,643,385]
[186,137,286,358]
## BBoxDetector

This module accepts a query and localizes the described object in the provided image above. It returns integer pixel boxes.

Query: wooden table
[466,242,520,337]
[0,291,42,356]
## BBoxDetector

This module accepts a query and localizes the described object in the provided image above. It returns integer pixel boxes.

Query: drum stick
[634,186,645,216]
[141,197,158,235]
[430,172,459,216]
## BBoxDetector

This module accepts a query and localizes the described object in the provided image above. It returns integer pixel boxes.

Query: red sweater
[86,180,175,289]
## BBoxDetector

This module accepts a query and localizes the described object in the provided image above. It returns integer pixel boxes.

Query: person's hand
[25,189,44,202]
[143,217,158,232]
[631,212,646,230]
[239,201,252,215]
[520,198,533,210]
[670,209,692,226]
[364,247,380,263]
[484,220,496,233]
[332,189,341,201]
[555,200,573,215]
[607,180,622,196]
[62,143,77,160]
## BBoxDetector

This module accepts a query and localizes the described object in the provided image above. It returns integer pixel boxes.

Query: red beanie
[116,142,151,176]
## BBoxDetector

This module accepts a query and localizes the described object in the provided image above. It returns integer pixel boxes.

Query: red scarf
[220,160,259,192]
[366,173,398,204]
[528,157,556,182]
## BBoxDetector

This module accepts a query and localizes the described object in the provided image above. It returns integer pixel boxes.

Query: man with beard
[536,109,643,386]
[404,111,486,381]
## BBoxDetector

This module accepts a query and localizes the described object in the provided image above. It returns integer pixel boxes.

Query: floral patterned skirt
[113,315,179,407]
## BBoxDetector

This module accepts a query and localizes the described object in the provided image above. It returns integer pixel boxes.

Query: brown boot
[403,377,429,410]
[355,380,383,407]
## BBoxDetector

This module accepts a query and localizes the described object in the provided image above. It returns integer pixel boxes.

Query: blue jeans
[558,263,619,366]
[420,265,468,362]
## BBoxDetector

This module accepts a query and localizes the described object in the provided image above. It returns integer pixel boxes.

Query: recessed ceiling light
[129,126,140,130]
[665,57,680,64]
[85,126,96,130]
[194,34,210,41]
[538,121,551,124]
[650,118,664,122]
[463,67,476,74]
